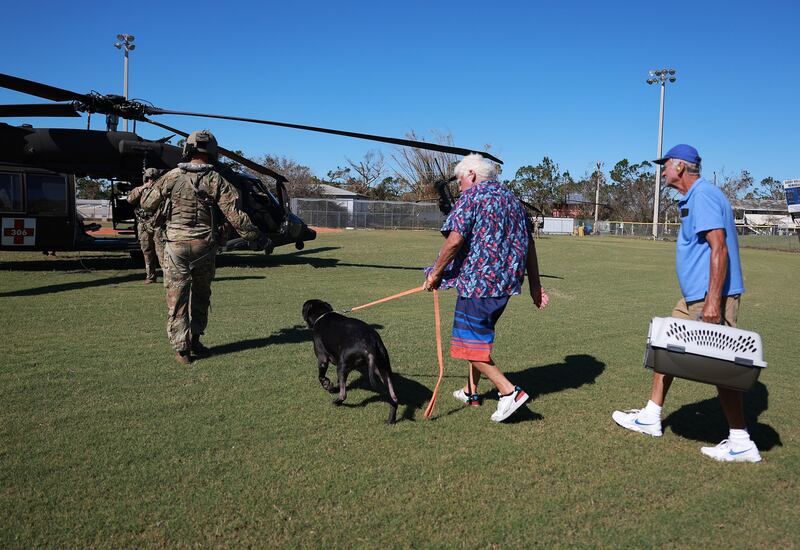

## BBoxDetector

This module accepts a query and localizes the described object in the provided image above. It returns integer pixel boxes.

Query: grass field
[1,232,798,547]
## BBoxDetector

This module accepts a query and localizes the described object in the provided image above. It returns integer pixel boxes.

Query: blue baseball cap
[653,144,701,165]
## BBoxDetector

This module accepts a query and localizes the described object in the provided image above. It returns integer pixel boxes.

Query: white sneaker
[700,439,762,463]
[611,409,663,437]
[453,389,481,406]
[490,386,529,422]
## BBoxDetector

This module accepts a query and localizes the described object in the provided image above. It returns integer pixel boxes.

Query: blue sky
[1,0,798,185]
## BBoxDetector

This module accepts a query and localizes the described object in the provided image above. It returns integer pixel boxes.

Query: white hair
[670,158,701,175]
[454,153,501,181]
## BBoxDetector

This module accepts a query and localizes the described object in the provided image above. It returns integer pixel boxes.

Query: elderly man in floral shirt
[424,153,549,422]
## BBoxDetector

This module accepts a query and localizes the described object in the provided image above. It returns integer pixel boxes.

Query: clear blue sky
[1,0,798,185]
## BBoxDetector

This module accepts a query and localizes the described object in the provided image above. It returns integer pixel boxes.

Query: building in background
[731,199,793,234]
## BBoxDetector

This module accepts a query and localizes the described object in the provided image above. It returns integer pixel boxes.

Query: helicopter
[0,72,502,256]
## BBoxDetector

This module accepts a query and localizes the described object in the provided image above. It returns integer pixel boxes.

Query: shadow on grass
[211,322,385,357]
[0,246,341,273]
[218,247,427,272]
[0,273,266,297]
[214,276,266,282]
[663,382,782,451]
[0,272,143,297]
[210,324,311,355]
[407,354,604,423]
[0,255,135,272]
[216,246,340,269]
[513,354,606,401]
[332,371,432,423]
[498,354,606,424]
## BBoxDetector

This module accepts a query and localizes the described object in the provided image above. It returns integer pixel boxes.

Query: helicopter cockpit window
[26,174,68,216]
[0,173,23,212]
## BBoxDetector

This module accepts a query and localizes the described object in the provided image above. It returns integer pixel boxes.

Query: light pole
[647,68,676,239]
[593,161,603,233]
[114,34,136,131]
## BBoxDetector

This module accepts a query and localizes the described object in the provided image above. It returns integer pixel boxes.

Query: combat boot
[191,335,212,359]
[175,351,192,364]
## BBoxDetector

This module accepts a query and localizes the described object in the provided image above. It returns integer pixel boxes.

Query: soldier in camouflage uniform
[141,130,265,364]
[127,167,166,283]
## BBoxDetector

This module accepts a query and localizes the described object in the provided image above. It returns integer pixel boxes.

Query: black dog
[302,299,399,424]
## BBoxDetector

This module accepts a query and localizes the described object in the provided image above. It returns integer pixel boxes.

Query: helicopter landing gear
[295,240,305,250]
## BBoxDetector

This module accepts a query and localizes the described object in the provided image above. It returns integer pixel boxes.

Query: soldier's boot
[144,278,157,284]
[191,335,212,359]
[175,351,192,365]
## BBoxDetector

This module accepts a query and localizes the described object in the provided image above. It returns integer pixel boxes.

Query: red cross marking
[3,219,35,245]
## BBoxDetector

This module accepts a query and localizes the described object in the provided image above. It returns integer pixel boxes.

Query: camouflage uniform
[127,182,165,282]
[141,162,261,355]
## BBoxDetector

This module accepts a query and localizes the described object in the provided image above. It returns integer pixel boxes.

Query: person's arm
[702,228,727,323]
[526,234,549,309]
[215,175,261,242]
[424,231,465,291]
[126,184,146,206]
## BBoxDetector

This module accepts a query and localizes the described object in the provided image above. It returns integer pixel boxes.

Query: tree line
[76,131,786,222]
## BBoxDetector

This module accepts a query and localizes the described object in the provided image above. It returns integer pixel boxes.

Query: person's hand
[701,300,721,324]
[531,285,549,310]
[424,273,441,292]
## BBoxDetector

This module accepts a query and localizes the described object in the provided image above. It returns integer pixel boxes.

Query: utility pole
[593,161,603,233]
[114,34,136,132]
[647,68,676,239]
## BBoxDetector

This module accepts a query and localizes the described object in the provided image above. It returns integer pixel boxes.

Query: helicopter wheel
[295,240,305,250]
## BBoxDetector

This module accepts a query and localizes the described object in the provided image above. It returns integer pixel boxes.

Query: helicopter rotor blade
[143,118,289,183]
[0,73,90,103]
[0,103,81,118]
[148,107,503,164]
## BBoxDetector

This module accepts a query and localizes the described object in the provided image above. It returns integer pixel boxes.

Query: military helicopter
[0,72,502,255]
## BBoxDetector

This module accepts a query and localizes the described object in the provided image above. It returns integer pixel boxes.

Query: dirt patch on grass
[88,228,126,235]
[309,226,343,233]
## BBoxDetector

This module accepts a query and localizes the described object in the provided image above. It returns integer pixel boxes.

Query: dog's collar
[311,310,333,328]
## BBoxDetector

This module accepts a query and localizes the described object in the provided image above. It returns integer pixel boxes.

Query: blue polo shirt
[676,177,745,301]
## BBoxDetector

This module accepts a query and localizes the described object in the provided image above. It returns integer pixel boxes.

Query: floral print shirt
[430,180,529,297]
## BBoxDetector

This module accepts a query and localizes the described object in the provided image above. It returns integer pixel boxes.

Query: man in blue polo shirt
[612,144,761,463]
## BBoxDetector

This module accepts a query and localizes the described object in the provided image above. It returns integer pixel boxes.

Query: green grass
[1,233,798,547]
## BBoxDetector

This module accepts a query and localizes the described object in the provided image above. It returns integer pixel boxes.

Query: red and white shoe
[453,389,482,406]
[491,386,529,422]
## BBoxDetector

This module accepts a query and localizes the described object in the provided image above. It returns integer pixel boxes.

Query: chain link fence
[580,220,799,251]
[291,198,445,230]
[76,199,111,220]
[289,199,799,252]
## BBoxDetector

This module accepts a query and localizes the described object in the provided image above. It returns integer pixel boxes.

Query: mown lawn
[1,232,797,547]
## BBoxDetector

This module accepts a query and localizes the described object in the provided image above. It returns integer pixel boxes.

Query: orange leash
[423,289,445,419]
[344,286,425,313]
[343,284,445,420]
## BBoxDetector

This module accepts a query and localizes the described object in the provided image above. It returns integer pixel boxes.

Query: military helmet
[143,167,161,182]
[183,130,219,162]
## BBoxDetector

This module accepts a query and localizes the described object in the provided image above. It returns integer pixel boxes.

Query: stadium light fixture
[646,67,677,239]
[114,34,136,131]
